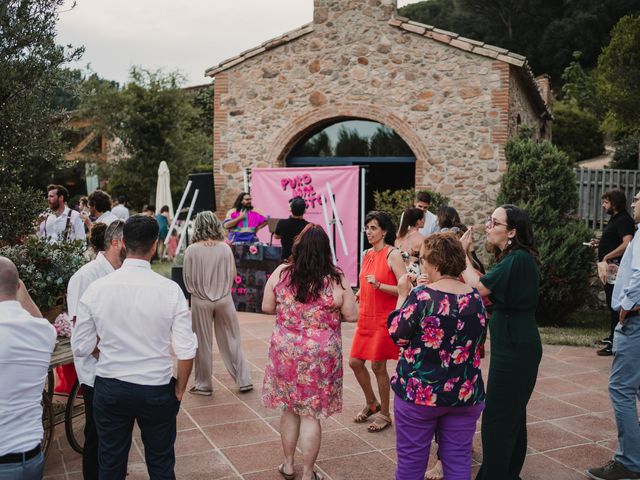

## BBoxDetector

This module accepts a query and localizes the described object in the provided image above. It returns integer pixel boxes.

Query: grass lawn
[151,260,174,278]
[539,309,608,347]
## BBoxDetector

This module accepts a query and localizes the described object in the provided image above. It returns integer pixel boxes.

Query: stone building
[205,0,552,225]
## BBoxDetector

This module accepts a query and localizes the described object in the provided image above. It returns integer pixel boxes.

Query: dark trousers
[93,376,180,480]
[475,361,539,480]
[605,282,619,342]
[82,385,98,480]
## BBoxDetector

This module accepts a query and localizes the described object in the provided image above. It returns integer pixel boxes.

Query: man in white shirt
[38,184,86,242]
[67,220,125,480]
[0,257,56,480]
[111,196,130,220]
[415,191,440,236]
[84,190,119,228]
[72,215,197,480]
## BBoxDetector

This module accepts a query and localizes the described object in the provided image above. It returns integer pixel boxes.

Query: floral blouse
[387,285,487,407]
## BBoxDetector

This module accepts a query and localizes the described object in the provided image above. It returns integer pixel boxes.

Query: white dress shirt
[111,204,130,220]
[72,259,197,386]
[0,301,56,455]
[419,210,440,236]
[95,211,119,226]
[67,252,114,387]
[38,206,86,242]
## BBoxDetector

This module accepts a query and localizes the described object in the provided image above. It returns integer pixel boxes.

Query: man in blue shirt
[587,191,640,480]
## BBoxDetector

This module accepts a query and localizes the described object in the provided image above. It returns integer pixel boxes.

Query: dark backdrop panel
[186,172,216,213]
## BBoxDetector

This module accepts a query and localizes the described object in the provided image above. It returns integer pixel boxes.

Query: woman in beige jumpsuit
[183,211,253,395]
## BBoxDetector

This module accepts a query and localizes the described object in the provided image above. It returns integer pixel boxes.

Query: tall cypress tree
[497,132,594,325]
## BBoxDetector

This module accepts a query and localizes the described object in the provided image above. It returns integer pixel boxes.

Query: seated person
[223,192,268,243]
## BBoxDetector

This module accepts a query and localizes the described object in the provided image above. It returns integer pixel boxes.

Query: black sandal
[278,463,294,480]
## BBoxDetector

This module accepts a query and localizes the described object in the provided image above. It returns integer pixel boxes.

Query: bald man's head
[0,257,19,299]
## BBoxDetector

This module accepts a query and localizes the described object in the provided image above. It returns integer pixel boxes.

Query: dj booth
[230,243,282,313]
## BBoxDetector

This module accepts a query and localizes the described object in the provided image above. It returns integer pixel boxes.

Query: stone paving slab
[44,312,634,479]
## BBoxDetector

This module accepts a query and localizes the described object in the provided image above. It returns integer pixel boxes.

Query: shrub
[498,136,595,325]
[0,185,46,246]
[373,188,449,221]
[610,137,640,170]
[0,236,87,310]
[552,101,605,162]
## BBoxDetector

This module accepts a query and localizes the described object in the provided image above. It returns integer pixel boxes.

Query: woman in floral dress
[262,224,358,480]
[388,233,487,480]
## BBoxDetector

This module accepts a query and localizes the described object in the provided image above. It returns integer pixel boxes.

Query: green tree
[369,126,413,156]
[497,134,594,325]
[551,101,604,163]
[560,52,601,116]
[596,15,640,137]
[334,127,369,156]
[0,0,83,191]
[610,138,640,170]
[83,68,211,208]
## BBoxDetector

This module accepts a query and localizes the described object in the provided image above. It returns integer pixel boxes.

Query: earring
[507,239,512,246]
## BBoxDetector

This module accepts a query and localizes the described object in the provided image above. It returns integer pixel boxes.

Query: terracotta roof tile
[432,27,460,38]
[388,16,550,115]
[205,22,314,77]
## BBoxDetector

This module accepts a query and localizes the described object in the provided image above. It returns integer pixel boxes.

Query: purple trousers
[394,393,484,480]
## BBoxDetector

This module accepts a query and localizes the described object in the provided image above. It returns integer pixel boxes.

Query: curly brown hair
[421,232,467,277]
[283,224,344,303]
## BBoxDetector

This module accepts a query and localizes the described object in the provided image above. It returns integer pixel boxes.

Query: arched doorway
[286,119,416,215]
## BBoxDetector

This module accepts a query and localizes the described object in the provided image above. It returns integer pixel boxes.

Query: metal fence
[575,167,640,230]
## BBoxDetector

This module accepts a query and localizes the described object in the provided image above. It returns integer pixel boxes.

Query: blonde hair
[192,211,224,242]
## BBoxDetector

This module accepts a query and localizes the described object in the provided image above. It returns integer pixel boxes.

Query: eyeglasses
[486,217,509,229]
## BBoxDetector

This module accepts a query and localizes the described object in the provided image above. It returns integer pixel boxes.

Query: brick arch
[265,104,430,178]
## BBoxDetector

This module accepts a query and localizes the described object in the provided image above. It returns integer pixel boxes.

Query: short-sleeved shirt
[481,249,539,313]
[387,286,487,407]
[156,213,169,240]
[224,209,268,243]
[275,217,309,260]
[598,211,635,261]
[480,249,542,366]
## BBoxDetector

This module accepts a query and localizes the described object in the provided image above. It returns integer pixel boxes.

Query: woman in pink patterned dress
[262,224,358,480]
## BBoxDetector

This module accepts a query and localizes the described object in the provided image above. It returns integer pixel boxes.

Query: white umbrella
[155,161,174,218]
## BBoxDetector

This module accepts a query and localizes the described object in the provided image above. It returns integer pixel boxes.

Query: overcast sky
[56,0,414,87]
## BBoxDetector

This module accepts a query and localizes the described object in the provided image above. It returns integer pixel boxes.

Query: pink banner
[251,166,360,285]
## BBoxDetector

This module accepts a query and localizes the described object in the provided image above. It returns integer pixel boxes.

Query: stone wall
[212,4,544,228]
[508,68,549,141]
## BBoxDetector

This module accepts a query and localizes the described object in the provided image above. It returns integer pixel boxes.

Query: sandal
[425,460,444,480]
[239,384,253,393]
[188,386,212,396]
[353,402,381,423]
[367,413,392,433]
[312,472,324,480]
[278,463,294,480]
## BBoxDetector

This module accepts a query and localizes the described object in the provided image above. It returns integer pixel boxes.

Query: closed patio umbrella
[155,161,174,218]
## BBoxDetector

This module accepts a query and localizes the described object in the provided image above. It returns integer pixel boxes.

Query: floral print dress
[262,273,343,418]
[387,285,487,407]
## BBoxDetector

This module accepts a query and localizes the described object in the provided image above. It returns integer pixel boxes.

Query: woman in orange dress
[350,211,406,432]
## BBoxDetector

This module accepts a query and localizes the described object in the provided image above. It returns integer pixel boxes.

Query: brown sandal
[353,402,381,423]
[367,413,392,432]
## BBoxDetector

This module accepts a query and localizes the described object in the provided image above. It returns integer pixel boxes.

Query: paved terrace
[45,312,624,479]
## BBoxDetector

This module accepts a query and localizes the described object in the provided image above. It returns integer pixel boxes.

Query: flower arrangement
[53,312,72,337]
[0,236,87,311]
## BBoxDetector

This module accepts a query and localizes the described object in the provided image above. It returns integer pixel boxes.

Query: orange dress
[350,245,400,361]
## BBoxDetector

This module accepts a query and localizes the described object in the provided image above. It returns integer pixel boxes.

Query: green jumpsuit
[475,248,542,480]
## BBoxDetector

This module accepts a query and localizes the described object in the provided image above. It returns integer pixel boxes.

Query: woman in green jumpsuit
[461,204,541,480]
